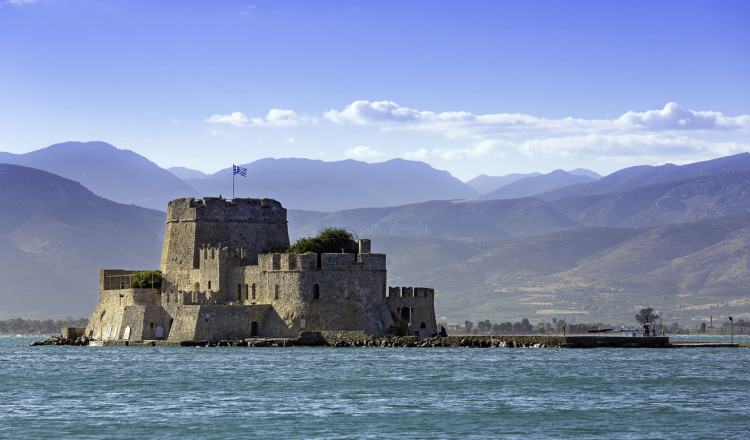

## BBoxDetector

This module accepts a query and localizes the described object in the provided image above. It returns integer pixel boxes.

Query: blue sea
[1,336,748,439]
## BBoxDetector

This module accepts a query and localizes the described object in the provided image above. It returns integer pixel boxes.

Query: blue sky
[1,0,748,180]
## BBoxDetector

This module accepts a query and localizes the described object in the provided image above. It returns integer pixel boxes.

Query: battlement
[387,287,434,299]
[258,252,386,272]
[161,197,290,277]
[166,197,286,224]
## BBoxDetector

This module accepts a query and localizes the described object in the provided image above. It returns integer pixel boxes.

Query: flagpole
[232,164,235,200]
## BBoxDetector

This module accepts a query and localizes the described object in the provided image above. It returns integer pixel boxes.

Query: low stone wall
[61,327,86,341]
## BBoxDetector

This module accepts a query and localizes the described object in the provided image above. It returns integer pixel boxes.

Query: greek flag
[233,165,247,177]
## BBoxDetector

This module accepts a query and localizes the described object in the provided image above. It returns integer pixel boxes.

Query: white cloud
[208,101,749,165]
[618,102,749,131]
[206,111,249,127]
[285,137,295,143]
[344,146,383,160]
[325,100,432,124]
[5,0,37,5]
[327,100,750,163]
[206,109,316,127]
[326,100,750,135]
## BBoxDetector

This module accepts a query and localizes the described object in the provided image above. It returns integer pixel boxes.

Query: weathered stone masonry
[85,197,437,343]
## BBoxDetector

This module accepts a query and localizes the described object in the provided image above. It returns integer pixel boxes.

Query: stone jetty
[33,331,672,348]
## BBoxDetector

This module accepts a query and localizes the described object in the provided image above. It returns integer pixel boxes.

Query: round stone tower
[160,197,289,291]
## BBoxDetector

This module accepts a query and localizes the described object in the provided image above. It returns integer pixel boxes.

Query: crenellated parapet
[386,287,437,337]
[258,252,386,272]
[387,286,434,299]
[161,197,290,286]
[166,197,287,224]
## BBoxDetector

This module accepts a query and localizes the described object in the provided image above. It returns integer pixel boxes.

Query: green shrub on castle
[130,271,162,289]
[287,227,358,254]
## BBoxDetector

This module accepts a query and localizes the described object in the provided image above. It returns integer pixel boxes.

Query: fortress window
[244,283,249,300]
[204,248,207,260]
[251,284,256,300]
[274,285,279,300]
[208,280,212,290]
[420,322,426,329]
[313,284,320,300]
[211,249,215,259]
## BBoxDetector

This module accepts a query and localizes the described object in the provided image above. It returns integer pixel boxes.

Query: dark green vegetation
[287,227,358,254]
[0,318,88,335]
[635,308,659,325]
[130,271,162,289]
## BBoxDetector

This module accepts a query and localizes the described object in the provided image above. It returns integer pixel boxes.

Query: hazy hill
[539,152,750,201]
[465,172,541,194]
[548,171,750,228]
[168,166,208,180]
[290,198,580,240]
[291,169,750,240]
[376,212,750,324]
[185,158,479,212]
[0,164,165,319]
[567,168,602,180]
[0,141,200,210]
[481,170,596,200]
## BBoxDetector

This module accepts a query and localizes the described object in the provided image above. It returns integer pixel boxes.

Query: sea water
[1,336,748,439]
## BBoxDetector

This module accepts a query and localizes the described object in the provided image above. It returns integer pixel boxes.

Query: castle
[85,197,436,342]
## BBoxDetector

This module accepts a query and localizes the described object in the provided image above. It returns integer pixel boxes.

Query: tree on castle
[287,227,358,254]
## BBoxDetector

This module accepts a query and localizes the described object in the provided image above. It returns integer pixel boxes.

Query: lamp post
[729,316,733,345]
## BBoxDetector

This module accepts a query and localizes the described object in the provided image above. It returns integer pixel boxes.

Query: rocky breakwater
[30,335,90,346]
[295,333,670,348]
[30,332,670,348]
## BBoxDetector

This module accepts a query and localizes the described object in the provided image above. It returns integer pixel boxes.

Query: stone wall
[160,197,289,291]
[386,287,437,336]
[86,197,436,342]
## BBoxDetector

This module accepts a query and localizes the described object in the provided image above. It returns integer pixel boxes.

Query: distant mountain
[538,152,750,201]
[290,170,750,240]
[377,211,750,324]
[168,166,208,180]
[566,168,602,180]
[186,157,479,212]
[0,141,200,210]
[0,164,165,319]
[289,198,580,240]
[481,170,596,200]
[549,171,750,228]
[465,173,541,194]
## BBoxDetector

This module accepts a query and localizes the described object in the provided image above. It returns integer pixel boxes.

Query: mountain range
[182,157,479,212]
[0,142,199,210]
[0,164,164,319]
[1,142,749,325]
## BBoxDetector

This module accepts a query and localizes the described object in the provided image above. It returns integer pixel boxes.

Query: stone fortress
[85,197,436,343]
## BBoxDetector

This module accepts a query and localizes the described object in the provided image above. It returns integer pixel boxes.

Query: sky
[1,0,749,181]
